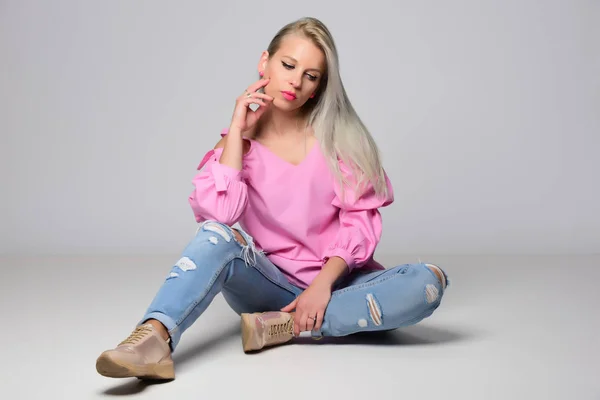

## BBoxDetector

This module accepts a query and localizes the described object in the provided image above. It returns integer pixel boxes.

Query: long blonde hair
[264,17,389,201]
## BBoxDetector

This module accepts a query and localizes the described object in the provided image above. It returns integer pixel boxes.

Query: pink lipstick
[281,91,297,101]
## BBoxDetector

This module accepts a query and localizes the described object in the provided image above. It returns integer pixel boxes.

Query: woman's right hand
[230,78,274,134]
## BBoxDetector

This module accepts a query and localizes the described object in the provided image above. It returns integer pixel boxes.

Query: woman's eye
[282,61,318,81]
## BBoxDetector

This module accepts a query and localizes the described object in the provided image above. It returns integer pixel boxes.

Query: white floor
[1,254,598,399]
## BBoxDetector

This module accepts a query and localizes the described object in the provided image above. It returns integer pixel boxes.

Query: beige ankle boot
[96,323,174,380]
[241,311,294,352]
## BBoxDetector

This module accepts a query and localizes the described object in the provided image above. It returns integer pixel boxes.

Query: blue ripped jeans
[139,220,450,351]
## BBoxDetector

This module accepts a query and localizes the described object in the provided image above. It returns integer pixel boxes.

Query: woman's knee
[424,263,448,290]
[191,220,262,269]
[231,229,246,246]
[196,220,247,246]
[167,221,250,281]
[386,263,447,313]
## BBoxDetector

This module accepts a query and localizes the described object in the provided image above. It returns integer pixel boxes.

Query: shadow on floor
[100,324,240,396]
[293,323,471,347]
[100,378,171,396]
[100,323,471,395]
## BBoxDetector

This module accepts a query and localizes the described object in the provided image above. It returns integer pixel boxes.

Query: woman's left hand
[281,281,332,336]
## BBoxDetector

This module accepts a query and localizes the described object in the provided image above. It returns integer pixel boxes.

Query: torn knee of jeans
[200,221,233,243]
[366,293,383,326]
[231,229,248,246]
[240,239,263,268]
[425,284,439,303]
[425,263,448,289]
[199,220,250,247]
[198,221,261,267]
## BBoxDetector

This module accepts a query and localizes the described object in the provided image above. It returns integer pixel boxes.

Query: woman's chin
[271,101,295,112]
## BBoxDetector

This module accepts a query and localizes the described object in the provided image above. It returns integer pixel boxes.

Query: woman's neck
[257,108,308,140]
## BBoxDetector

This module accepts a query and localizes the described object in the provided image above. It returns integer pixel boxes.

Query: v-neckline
[250,138,318,168]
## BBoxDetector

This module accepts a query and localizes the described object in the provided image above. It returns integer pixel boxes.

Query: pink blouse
[188,128,394,288]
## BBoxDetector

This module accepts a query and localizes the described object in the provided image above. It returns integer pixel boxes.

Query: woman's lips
[281,91,297,101]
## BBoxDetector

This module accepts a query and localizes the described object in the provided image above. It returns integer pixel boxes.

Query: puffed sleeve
[323,159,394,272]
[188,146,249,226]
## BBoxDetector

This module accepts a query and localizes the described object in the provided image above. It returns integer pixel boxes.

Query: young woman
[96,16,449,381]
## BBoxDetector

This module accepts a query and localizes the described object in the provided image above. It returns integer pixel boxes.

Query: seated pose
[96,16,449,381]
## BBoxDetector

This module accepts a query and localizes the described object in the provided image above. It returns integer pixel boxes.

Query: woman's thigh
[220,226,302,315]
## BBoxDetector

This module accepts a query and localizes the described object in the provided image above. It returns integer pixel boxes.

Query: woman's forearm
[311,256,349,290]
[218,125,245,171]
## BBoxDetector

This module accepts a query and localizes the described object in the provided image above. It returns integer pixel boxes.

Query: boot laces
[267,318,294,337]
[119,324,153,346]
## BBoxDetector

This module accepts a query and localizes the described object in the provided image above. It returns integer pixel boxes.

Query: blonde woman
[96,16,449,381]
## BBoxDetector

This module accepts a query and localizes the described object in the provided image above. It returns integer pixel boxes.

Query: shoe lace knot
[119,324,153,346]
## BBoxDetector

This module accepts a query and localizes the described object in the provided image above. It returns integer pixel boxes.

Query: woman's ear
[257,51,269,76]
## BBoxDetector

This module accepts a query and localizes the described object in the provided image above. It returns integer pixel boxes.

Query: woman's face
[259,35,326,111]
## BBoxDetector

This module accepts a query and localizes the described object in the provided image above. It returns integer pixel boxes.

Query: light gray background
[3,0,598,256]
[1,1,599,399]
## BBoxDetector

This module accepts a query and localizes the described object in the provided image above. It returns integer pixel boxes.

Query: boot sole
[96,353,175,380]
[241,313,261,353]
